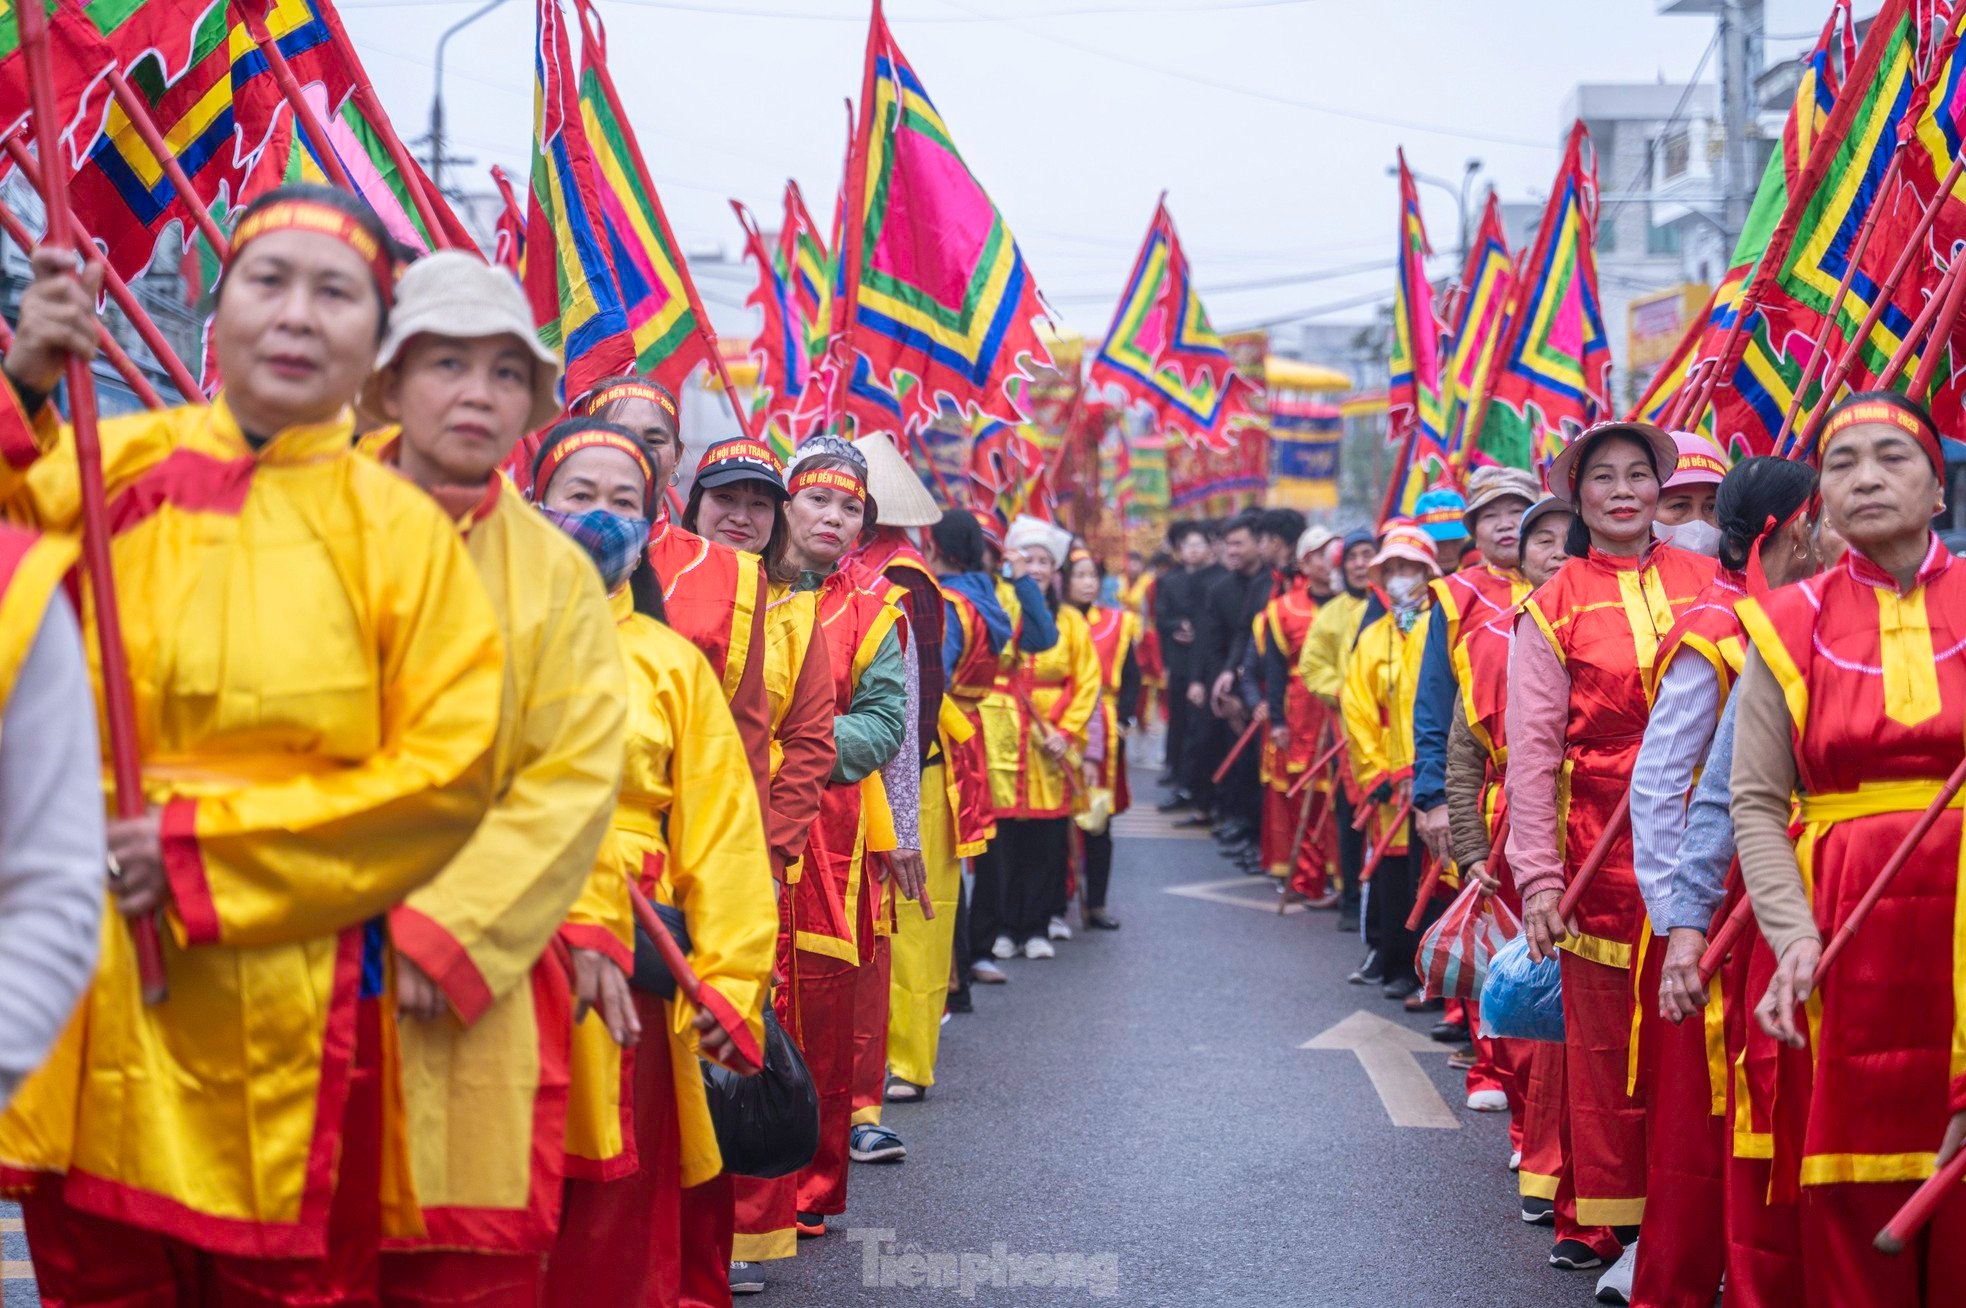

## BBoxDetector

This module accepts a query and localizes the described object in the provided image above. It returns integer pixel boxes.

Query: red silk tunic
[1739,538,1966,1189]
[1650,571,1749,699]
[648,518,769,812]
[1457,603,1519,889]
[1522,544,1715,965]
[1257,575,1323,789]
[941,587,1000,856]
[1433,561,1529,654]
[1084,604,1137,811]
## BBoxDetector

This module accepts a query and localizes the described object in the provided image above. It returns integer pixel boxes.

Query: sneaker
[946,988,974,1012]
[729,1262,766,1295]
[1595,1242,1637,1304]
[990,935,1016,960]
[1086,909,1121,930]
[1429,1020,1471,1043]
[1466,1088,1509,1113]
[1509,1149,1523,1171]
[970,960,1007,985]
[849,1123,907,1164]
[1047,915,1073,941]
[1381,976,1420,1002]
[1023,937,1055,960]
[1347,950,1384,985]
[1548,1239,1603,1271]
[796,1212,827,1238]
[1520,1195,1555,1226]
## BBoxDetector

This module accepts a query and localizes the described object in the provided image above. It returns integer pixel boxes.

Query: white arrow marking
[1163,876,1306,914]
[1302,1009,1459,1129]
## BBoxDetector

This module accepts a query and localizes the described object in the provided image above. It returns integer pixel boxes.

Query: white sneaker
[1509,1148,1522,1171]
[1047,915,1073,941]
[991,935,1016,960]
[1594,1241,1637,1305]
[1466,1088,1509,1113]
[1023,937,1055,960]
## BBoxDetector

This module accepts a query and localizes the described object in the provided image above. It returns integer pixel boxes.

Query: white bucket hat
[359,251,561,431]
[852,431,941,526]
[1005,513,1073,569]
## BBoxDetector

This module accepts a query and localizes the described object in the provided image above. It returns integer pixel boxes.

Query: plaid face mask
[537,506,651,594]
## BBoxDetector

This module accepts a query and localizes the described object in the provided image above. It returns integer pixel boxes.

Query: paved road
[0,770,1590,1307]
[768,788,1580,1307]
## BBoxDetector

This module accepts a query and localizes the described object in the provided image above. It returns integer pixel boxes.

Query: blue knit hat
[1414,486,1470,544]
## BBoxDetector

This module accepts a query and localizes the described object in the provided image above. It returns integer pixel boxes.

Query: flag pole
[103,70,231,259]
[18,0,169,1003]
[231,3,359,193]
[1907,242,1966,397]
[830,1,884,437]
[569,0,760,441]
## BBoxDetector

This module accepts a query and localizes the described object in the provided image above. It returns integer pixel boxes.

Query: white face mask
[1654,517,1722,558]
[1385,573,1423,604]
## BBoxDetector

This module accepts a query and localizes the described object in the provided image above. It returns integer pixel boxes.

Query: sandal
[885,1077,926,1103]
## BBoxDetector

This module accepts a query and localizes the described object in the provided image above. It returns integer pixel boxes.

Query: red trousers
[676,1176,733,1308]
[1519,1038,1620,1257]
[1454,999,1505,1099]
[1629,946,1725,1308]
[544,993,681,1308]
[1560,951,1646,1229]
[377,1252,544,1307]
[850,936,892,1124]
[1721,939,1804,1308]
[1797,1182,1966,1308]
[22,1002,385,1308]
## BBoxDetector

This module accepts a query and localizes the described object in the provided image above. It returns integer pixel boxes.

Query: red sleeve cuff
[0,381,42,471]
[557,922,632,975]
[161,799,220,946]
[1948,1077,1966,1118]
[390,905,496,1025]
[694,981,764,1075]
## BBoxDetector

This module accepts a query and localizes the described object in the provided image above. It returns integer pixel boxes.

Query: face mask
[1654,517,1722,558]
[538,506,651,593]
[1386,573,1423,605]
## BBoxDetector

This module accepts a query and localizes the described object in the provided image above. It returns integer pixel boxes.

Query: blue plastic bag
[1478,934,1566,1043]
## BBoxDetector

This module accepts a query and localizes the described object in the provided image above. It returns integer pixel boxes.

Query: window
[1662,130,1691,180]
[1647,222,1681,256]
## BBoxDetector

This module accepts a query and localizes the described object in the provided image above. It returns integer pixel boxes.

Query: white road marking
[1302,1009,1459,1129]
[1162,876,1305,914]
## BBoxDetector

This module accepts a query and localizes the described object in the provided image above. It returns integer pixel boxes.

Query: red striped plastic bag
[1415,881,1522,1000]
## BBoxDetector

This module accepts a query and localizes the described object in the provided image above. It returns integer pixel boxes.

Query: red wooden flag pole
[0,144,203,399]
[18,1,168,1003]
[1876,1148,1966,1254]
[1773,151,1904,450]
[1289,736,1346,799]
[1211,716,1264,786]
[232,3,358,194]
[1789,156,1966,456]
[103,70,231,260]
[1908,243,1966,398]
[1874,255,1966,391]
[1357,798,1413,885]
[1556,793,1631,923]
[1697,891,1755,987]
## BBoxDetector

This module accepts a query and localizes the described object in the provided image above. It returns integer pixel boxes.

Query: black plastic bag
[630,901,690,998]
[702,1005,819,1179]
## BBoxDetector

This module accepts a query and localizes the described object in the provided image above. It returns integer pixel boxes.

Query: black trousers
[1083,829,1114,910]
[1180,708,1227,813]
[970,817,1071,952]
[1337,790,1365,921]
[1371,847,1418,985]
[1163,666,1192,782]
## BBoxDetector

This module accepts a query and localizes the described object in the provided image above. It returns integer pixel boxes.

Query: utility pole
[422,0,509,197]
[1716,0,1764,243]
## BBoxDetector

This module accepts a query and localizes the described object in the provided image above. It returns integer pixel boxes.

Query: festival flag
[967,416,1051,522]
[1709,0,1923,456]
[782,180,832,377]
[0,1,120,144]
[733,197,803,463]
[1085,197,1258,452]
[1473,120,1612,471]
[817,0,1054,441]
[1628,289,1714,429]
[570,0,715,393]
[491,164,525,273]
[524,0,636,395]
[1383,151,1449,517]
[1441,192,1514,465]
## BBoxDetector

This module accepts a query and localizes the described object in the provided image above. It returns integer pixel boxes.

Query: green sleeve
[831,625,907,784]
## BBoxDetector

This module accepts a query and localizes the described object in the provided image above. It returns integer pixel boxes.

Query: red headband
[231,200,392,305]
[1818,401,1943,473]
[577,380,678,422]
[698,438,782,474]
[539,429,654,491]
[790,466,866,499]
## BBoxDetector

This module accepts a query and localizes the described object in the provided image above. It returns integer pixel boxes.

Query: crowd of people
[0,179,1963,1308]
[0,184,1148,1307]
[1149,404,1966,1307]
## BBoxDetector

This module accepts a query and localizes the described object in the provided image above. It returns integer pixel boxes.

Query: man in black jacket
[1153,520,1220,812]
[1188,509,1268,832]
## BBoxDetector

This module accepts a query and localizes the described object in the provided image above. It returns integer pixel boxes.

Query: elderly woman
[0,184,506,1303]
[1505,419,1716,1283]
[1734,392,1966,1307]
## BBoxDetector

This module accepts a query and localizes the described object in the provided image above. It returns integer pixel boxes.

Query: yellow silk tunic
[611,592,775,1189]
[982,602,1101,819]
[385,480,627,1252]
[1297,590,1369,704]
[0,396,503,1259]
[1342,607,1428,846]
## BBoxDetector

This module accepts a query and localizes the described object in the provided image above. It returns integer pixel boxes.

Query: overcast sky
[339,0,1877,341]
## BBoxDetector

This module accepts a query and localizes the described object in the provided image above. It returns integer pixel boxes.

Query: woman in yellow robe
[354,253,631,1303]
[531,419,776,1308]
[0,186,506,1303]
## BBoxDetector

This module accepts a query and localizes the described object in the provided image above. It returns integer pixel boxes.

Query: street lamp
[1387,157,1483,264]
[429,0,510,195]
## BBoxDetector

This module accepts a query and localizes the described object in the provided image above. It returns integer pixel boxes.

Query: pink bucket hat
[1665,430,1728,488]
